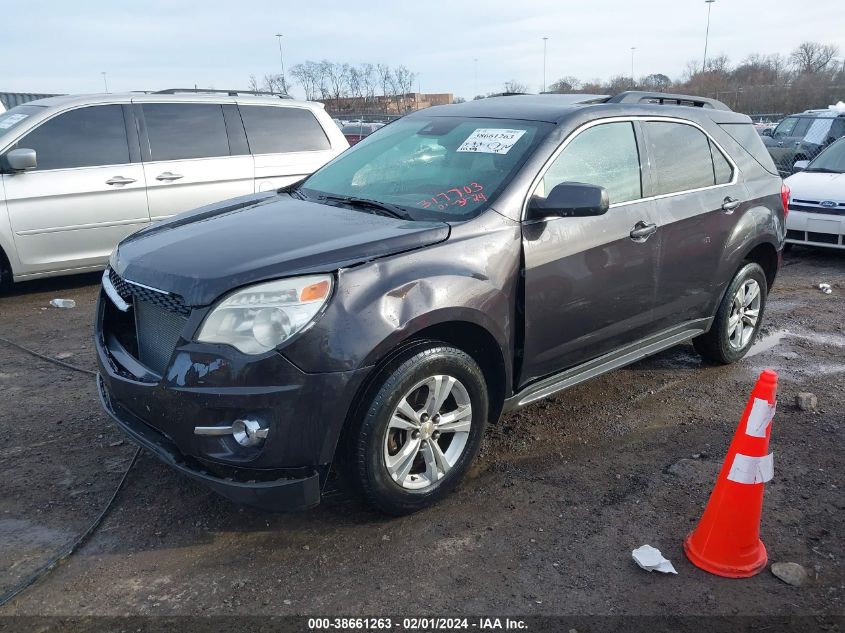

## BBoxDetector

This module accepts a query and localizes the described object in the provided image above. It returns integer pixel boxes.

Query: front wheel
[347,344,488,515]
[693,262,768,364]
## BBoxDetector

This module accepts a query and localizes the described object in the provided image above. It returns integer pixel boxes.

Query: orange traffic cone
[684,369,778,578]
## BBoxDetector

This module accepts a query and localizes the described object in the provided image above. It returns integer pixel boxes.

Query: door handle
[156,171,184,182]
[105,176,137,186]
[629,221,657,241]
[722,196,741,213]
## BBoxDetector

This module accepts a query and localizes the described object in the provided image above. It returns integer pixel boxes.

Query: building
[0,92,62,111]
[323,92,453,118]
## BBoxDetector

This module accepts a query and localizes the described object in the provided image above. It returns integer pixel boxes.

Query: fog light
[232,419,269,447]
[194,418,269,447]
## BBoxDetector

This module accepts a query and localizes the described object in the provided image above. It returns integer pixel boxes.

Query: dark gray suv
[96,91,786,515]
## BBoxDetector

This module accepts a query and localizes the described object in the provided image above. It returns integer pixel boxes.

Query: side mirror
[792,160,809,174]
[6,148,37,172]
[527,182,609,220]
[760,128,773,137]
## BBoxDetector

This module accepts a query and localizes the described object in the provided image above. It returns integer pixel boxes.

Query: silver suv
[0,90,348,287]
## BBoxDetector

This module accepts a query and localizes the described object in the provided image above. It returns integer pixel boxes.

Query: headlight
[196,275,332,354]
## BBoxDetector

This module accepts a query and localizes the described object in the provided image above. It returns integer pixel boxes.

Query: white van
[0,90,348,286]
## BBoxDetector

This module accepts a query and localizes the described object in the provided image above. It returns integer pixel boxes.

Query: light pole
[702,0,715,73]
[275,33,287,94]
[542,37,549,93]
[101,71,109,93]
[473,57,478,98]
[630,47,636,87]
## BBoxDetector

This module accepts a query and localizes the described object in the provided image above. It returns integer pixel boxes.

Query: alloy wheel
[383,374,473,490]
[727,278,761,350]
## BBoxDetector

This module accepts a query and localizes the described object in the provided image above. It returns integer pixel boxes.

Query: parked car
[761,108,845,176]
[0,90,348,288]
[784,136,845,250]
[97,91,785,515]
[342,122,384,145]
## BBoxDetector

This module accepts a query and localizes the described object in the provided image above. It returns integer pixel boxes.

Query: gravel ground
[0,248,843,624]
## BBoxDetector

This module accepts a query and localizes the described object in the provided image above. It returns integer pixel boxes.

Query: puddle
[747,328,845,359]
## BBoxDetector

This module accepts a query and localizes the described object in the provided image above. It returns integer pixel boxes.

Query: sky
[2,0,843,101]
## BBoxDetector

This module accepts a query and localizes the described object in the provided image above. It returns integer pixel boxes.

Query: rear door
[238,104,335,191]
[642,119,745,330]
[2,104,149,275]
[137,102,254,222]
[520,120,661,384]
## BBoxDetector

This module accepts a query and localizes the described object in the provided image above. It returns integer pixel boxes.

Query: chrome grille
[105,268,191,376]
[108,268,190,316]
[134,299,188,375]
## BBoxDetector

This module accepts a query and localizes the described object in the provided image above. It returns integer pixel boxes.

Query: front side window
[539,121,642,204]
[142,103,230,161]
[16,105,129,171]
[302,116,552,221]
[646,122,718,195]
[772,117,798,139]
[239,106,330,154]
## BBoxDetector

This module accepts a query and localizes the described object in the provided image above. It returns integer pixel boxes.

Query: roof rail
[608,91,731,111]
[153,88,292,99]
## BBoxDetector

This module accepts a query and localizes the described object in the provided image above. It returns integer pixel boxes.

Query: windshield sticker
[456,128,526,154]
[0,114,28,129]
[418,182,486,210]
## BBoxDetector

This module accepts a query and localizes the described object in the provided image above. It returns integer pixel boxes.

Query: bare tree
[261,73,286,95]
[548,76,581,93]
[790,42,840,74]
[376,64,395,113]
[641,73,671,92]
[247,74,260,92]
[503,80,528,93]
[290,62,322,101]
[393,65,416,113]
[320,61,350,101]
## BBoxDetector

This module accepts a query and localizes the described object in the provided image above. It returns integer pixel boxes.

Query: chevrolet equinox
[97,91,787,515]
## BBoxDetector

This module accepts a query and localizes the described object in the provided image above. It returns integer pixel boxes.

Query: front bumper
[786,210,845,249]
[98,375,321,511]
[95,290,370,511]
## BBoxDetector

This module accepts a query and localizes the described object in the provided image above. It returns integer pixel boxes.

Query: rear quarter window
[239,106,331,154]
[718,123,779,175]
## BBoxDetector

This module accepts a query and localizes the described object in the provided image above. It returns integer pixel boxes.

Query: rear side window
[541,121,642,204]
[645,122,716,195]
[18,105,129,170]
[239,106,330,154]
[710,140,733,185]
[719,123,778,175]
[142,103,230,161]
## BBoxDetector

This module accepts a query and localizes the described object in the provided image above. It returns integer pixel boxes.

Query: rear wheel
[347,343,488,515]
[693,262,767,364]
[0,249,11,293]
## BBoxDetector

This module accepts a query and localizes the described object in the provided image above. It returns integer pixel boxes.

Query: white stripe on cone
[745,398,776,438]
[727,453,774,484]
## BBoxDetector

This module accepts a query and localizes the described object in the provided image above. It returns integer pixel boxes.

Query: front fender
[281,211,521,379]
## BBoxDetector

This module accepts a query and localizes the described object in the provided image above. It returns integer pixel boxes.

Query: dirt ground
[0,248,843,624]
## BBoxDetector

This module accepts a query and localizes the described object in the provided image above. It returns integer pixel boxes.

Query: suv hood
[112,192,450,306]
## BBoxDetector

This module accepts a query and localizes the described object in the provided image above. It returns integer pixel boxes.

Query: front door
[136,102,254,222]
[2,104,149,275]
[521,120,660,385]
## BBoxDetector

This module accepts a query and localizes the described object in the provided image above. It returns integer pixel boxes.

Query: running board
[504,319,711,412]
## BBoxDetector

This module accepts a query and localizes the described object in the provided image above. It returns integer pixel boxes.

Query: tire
[0,250,11,293]
[346,343,488,515]
[693,262,768,365]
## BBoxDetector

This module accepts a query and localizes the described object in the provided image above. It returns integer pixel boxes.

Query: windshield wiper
[804,167,843,174]
[319,195,415,221]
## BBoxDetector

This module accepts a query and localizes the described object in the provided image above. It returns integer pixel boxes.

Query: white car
[0,90,348,287]
[784,136,845,250]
